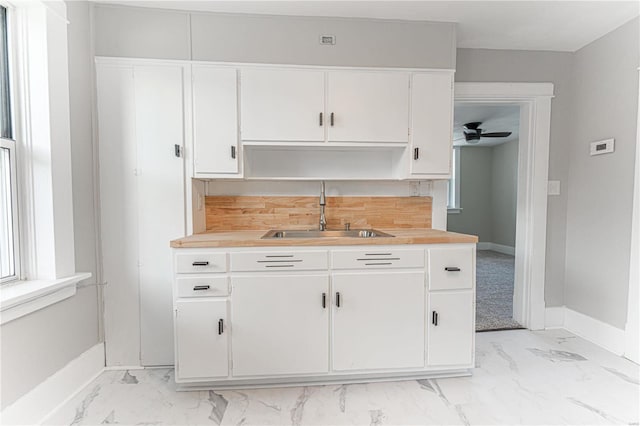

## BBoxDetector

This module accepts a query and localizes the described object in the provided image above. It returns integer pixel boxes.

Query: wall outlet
[410,181,420,196]
[548,180,561,196]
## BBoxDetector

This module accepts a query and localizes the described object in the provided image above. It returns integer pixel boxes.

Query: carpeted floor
[476,250,524,331]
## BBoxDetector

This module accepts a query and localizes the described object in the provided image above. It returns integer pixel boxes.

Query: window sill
[0,272,92,325]
[447,207,463,214]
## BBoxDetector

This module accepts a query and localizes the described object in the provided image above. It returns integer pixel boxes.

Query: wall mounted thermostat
[319,35,336,45]
[590,138,615,156]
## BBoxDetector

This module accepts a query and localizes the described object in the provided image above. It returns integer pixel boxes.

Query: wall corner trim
[545,306,626,356]
[1,342,105,425]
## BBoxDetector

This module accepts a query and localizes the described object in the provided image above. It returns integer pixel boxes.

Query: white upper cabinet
[192,66,239,175]
[410,72,454,176]
[240,68,325,142]
[327,71,410,143]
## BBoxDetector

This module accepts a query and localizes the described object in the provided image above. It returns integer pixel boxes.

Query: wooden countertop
[170,229,478,248]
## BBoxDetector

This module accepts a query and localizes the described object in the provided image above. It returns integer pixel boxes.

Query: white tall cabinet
[97,62,187,366]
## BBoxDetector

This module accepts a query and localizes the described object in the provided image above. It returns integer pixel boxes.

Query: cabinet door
[175,299,229,380]
[135,65,186,366]
[427,292,474,366]
[97,65,140,367]
[192,66,239,174]
[332,271,425,371]
[231,274,329,376]
[410,72,454,176]
[240,68,325,142]
[327,71,409,143]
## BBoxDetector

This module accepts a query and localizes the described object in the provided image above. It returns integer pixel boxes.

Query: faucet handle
[344,222,351,231]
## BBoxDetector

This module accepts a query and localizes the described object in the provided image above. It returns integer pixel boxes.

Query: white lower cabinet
[427,292,474,366]
[175,299,229,380]
[332,271,425,371]
[231,274,330,376]
[173,244,475,386]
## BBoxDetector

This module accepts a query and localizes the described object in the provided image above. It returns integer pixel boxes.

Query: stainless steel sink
[261,229,394,239]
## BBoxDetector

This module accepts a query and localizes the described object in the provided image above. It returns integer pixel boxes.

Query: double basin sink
[261,229,394,239]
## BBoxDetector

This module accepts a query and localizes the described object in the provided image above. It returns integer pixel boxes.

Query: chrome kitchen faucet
[319,181,327,231]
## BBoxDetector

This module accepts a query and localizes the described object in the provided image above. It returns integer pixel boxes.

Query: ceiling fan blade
[481,132,512,138]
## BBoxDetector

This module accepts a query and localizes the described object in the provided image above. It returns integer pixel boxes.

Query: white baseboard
[476,242,516,256]
[545,306,625,355]
[544,306,565,328]
[1,342,105,425]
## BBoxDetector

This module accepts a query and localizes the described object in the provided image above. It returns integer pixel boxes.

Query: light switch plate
[548,180,560,196]
[590,138,614,156]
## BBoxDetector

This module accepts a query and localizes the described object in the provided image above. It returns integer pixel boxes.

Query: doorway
[452,82,554,331]
[448,103,522,331]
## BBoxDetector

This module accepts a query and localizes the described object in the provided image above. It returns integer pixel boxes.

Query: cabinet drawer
[175,253,227,274]
[176,276,229,298]
[331,248,424,269]
[428,247,473,290]
[231,251,328,272]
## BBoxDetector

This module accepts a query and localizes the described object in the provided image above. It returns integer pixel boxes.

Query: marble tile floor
[45,329,639,426]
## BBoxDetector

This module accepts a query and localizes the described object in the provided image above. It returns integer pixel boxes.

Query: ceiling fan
[458,122,512,144]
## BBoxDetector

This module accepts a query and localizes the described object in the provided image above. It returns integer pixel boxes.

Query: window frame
[447,146,461,212]
[0,2,20,284]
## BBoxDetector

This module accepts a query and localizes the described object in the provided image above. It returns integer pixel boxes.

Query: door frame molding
[454,82,554,330]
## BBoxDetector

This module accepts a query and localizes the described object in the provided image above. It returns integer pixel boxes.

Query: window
[448,147,461,212]
[0,4,18,283]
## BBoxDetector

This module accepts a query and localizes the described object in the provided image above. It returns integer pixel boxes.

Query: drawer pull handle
[322,292,326,309]
[445,267,461,272]
[192,261,209,266]
[193,285,210,291]
[365,262,393,266]
[432,311,438,326]
[336,292,341,307]
[265,264,295,268]
[218,319,224,335]
[364,253,392,256]
[357,258,400,261]
[257,259,302,263]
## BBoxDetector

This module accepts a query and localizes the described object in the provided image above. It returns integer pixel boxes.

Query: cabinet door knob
[218,319,224,335]
[414,147,420,160]
[444,267,461,272]
[322,292,326,309]
[432,311,438,326]
[330,112,335,127]
[336,292,341,307]
[231,145,236,159]
[319,112,323,126]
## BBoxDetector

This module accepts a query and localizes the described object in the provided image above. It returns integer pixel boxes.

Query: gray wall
[564,17,639,329]
[491,140,519,247]
[447,147,493,241]
[448,141,518,246]
[0,2,101,409]
[456,48,574,307]
[94,4,456,69]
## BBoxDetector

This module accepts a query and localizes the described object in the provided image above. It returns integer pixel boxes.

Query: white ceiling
[453,103,520,147]
[97,1,640,52]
